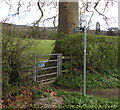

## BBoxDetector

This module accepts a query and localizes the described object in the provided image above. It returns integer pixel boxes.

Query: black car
[107,27,120,36]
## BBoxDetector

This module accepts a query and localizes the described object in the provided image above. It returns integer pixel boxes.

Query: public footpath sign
[74,27,84,32]
[74,26,87,96]
[83,26,86,96]
[38,61,45,68]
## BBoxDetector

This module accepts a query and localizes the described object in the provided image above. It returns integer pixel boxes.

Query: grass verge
[57,90,119,109]
[55,68,120,90]
[3,85,119,109]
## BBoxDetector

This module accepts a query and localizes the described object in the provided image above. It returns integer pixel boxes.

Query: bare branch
[86,3,94,28]
[3,0,12,22]
[34,0,44,25]
[102,1,109,14]
[27,1,32,10]
[17,0,22,15]
[79,2,86,27]
[94,1,109,25]
[42,15,58,28]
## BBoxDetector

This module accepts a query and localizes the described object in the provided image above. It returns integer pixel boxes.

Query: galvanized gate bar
[38,54,59,56]
[37,66,58,70]
[37,77,56,83]
[44,60,58,62]
[22,52,58,55]
[37,72,57,78]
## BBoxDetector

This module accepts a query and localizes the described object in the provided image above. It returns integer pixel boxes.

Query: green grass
[5,37,55,54]
[55,68,120,90]
[20,39,55,64]
[25,39,55,54]
[57,90,119,109]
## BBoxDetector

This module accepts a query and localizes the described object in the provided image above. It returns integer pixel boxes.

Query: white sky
[0,0,118,30]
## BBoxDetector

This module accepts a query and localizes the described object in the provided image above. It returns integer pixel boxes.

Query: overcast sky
[0,0,118,30]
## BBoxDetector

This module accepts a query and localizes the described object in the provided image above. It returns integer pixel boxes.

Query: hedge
[55,33,118,73]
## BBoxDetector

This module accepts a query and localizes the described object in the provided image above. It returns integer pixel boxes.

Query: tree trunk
[118,37,120,68]
[58,2,79,34]
[118,1,120,68]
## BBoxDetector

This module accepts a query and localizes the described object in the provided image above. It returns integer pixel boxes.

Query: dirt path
[87,88,119,98]
[51,84,119,99]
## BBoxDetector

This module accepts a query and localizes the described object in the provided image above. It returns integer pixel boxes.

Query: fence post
[33,54,37,82]
[57,54,62,76]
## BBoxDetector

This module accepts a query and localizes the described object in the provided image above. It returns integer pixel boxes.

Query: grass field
[25,39,55,54]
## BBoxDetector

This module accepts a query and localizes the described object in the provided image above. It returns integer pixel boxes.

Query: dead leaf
[49,92,57,97]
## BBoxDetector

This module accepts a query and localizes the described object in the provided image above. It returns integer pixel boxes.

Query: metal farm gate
[20,53,62,83]
[33,54,62,83]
